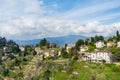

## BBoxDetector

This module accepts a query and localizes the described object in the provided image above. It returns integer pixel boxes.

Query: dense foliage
[0,37,20,54]
[38,38,49,49]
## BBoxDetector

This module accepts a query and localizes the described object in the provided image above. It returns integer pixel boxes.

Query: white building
[19,46,25,51]
[95,41,105,48]
[117,41,120,47]
[82,51,112,63]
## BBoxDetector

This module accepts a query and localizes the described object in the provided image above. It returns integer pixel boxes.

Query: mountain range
[14,35,86,46]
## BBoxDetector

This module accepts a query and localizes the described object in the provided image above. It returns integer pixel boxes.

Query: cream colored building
[44,50,50,58]
[106,41,116,48]
[66,45,74,53]
[80,45,88,52]
[35,47,42,55]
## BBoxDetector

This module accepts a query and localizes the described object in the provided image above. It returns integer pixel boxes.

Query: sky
[0,0,120,40]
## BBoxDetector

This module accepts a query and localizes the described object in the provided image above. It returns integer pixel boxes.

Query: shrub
[112,65,120,72]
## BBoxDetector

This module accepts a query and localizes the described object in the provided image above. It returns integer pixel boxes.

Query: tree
[91,37,95,42]
[95,35,99,42]
[32,50,37,55]
[99,36,104,41]
[89,37,95,46]
[113,48,120,61]
[0,37,6,48]
[2,69,9,77]
[65,43,68,49]
[14,58,21,66]
[116,30,119,37]
[66,47,78,60]
[85,38,90,45]
[72,48,79,60]
[108,45,117,54]
[69,47,75,58]
[46,42,50,49]
[61,48,68,58]
[24,45,33,55]
[95,35,104,42]
[0,37,20,55]
[107,37,113,41]
[25,46,32,52]
[6,40,20,53]
[38,38,49,49]
[75,39,84,50]
[116,30,120,41]
[43,69,51,80]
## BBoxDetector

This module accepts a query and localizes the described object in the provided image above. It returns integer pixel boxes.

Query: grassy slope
[52,61,120,80]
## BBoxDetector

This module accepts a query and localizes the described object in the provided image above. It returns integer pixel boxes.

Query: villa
[19,46,25,51]
[81,51,112,63]
[80,45,88,52]
[106,41,116,48]
[117,41,120,47]
[43,50,58,58]
[95,41,105,48]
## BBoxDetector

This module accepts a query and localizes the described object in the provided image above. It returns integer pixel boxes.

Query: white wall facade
[82,52,111,63]
[96,41,105,48]
[117,41,120,47]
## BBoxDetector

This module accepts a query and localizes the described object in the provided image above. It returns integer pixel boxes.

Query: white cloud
[0,0,54,18]
[61,1,120,19]
[0,16,120,40]
[57,0,120,24]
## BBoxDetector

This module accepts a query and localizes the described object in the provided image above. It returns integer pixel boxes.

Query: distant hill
[14,35,86,46]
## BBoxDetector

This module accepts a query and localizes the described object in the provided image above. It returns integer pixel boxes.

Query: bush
[8,71,17,78]
[87,46,95,52]
[112,65,120,72]
[105,63,115,68]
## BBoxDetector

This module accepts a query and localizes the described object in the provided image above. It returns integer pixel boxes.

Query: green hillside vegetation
[51,61,120,80]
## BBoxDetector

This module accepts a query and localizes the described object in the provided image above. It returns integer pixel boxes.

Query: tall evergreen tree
[116,30,119,37]
[65,43,68,49]
[85,38,90,45]
[116,30,120,41]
